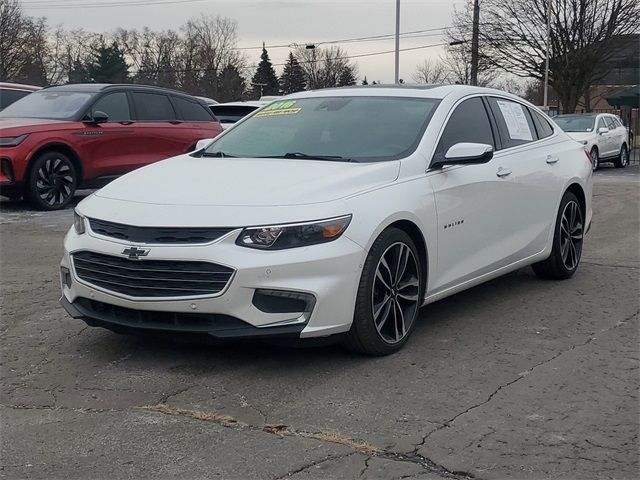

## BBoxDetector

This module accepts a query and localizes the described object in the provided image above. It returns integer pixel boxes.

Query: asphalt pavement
[1,166,638,479]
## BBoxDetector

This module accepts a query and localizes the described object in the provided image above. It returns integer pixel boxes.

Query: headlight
[0,134,28,147]
[237,215,352,250]
[73,210,86,234]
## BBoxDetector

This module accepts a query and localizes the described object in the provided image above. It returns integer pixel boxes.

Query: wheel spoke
[375,268,392,291]
[395,244,409,285]
[395,301,406,340]
[375,299,393,332]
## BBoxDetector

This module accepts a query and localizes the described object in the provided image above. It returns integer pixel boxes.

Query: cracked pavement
[1,167,639,479]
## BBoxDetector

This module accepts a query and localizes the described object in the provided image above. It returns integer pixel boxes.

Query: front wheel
[590,147,599,171]
[27,151,77,210]
[532,191,584,280]
[614,144,628,168]
[345,228,423,356]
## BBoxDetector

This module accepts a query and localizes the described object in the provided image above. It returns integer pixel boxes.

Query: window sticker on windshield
[255,100,301,118]
[496,100,533,141]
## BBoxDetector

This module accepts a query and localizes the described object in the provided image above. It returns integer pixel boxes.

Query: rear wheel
[345,228,423,356]
[614,144,628,168]
[27,151,77,210]
[532,191,584,280]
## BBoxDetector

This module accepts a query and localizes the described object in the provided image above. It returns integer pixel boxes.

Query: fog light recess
[252,289,316,321]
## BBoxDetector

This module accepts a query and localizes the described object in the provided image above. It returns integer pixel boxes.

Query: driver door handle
[546,155,559,164]
[496,167,512,177]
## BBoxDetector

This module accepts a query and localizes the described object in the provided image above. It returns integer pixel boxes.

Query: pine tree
[361,76,368,85]
[337,65,357,87]
[87,42,129,83]
[217,64,246,102]
[251,45,279,98]
[279,52,306,94]
[68,58,91,83]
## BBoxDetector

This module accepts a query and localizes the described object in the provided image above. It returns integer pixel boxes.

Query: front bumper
[60,226,366,339]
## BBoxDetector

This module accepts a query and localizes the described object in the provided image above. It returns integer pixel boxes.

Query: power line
[21,0,208,9]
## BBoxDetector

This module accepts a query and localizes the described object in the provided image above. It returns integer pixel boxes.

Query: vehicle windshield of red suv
[0,90,93,120]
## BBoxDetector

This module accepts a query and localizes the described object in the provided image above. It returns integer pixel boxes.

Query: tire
[344,228,423,356]
[589,147,599,171]
[613,144,628,168]
[532,191,584,280]
[27,151,77,210]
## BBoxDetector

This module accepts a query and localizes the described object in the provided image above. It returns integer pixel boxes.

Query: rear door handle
[496,167,512,177]
[546,155,559,164]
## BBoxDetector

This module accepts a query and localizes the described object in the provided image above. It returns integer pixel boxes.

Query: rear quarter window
[531,109,554,139]
[172,96,214,122]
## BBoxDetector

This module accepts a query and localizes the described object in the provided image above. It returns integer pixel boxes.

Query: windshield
[554,115,596,133]
[203,96,440,162]
[0,90,93,119]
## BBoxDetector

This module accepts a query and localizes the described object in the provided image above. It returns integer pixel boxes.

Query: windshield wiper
[280,152,355,162]
[201,150,237,158]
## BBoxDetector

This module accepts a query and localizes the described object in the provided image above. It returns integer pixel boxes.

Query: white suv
[554,113,629,170]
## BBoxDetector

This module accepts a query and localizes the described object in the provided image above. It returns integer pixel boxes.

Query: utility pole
[394,0,400,84]
[543,0,551,110]
[469,0,480,86]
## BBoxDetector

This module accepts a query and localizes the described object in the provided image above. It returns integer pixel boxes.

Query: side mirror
[432,143,494,168]
[598,127,609,134]
[195,138,215,150]
[85,110,109,124]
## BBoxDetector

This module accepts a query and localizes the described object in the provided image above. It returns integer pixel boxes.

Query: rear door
[77,90,138,177]
[595,116,614,157]
[129,91,189,165]
[605,115,624,155]
[486,97,565,259]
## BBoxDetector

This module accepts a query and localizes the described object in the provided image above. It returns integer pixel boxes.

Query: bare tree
[294,46,358,89]
[0,0,35,81]
[481,0,640,112]
[412,58,450,84]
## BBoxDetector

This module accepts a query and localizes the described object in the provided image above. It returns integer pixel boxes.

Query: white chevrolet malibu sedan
[60,85,593,355]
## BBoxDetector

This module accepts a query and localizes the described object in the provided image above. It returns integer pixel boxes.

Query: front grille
[72,251,234,298]
[75,298,244,332]
[88,218,234,244]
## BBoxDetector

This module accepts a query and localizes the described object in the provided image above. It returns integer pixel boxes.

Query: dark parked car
[0,82,41,110]
[0,84,223,209]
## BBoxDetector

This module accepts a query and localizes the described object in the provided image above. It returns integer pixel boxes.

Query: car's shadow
[78,267,543,371]
[0,192,91,213]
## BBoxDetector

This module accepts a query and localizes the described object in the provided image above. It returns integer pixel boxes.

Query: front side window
[90,92,130,122]
[596,117,607,131]
[604,116,617,130]
[434,97,494,158]
[131,92,176,121]
[203,96,440,162]
[0,90,92,120]
[487,97,536,149]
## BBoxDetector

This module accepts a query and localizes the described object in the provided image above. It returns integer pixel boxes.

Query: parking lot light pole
[394,0,400,84]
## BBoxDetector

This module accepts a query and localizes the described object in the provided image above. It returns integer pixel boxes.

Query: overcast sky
[22,0,463,83]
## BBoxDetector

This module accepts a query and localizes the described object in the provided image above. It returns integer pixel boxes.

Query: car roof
[0,82,42,91]
[212,101,265,107]
[285,84,524,101]
[41,83,202,99]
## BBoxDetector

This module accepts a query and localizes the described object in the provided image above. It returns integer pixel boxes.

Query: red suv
[0,84,223,210]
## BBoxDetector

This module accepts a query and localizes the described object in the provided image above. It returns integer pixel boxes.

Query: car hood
[0,117,72,133]
[564,131,595,142]
[95,155,400,207]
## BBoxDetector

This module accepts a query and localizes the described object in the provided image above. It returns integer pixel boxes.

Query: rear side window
[172,96,213,121]
[0,89,32,110]
[531,109,554,139]
[434,97,495,159]
[487,97,536,148]
[131,92,176,121]
[90,92,131,122]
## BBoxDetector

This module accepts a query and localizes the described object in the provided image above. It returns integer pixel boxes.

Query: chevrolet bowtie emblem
[122,246,150,259]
